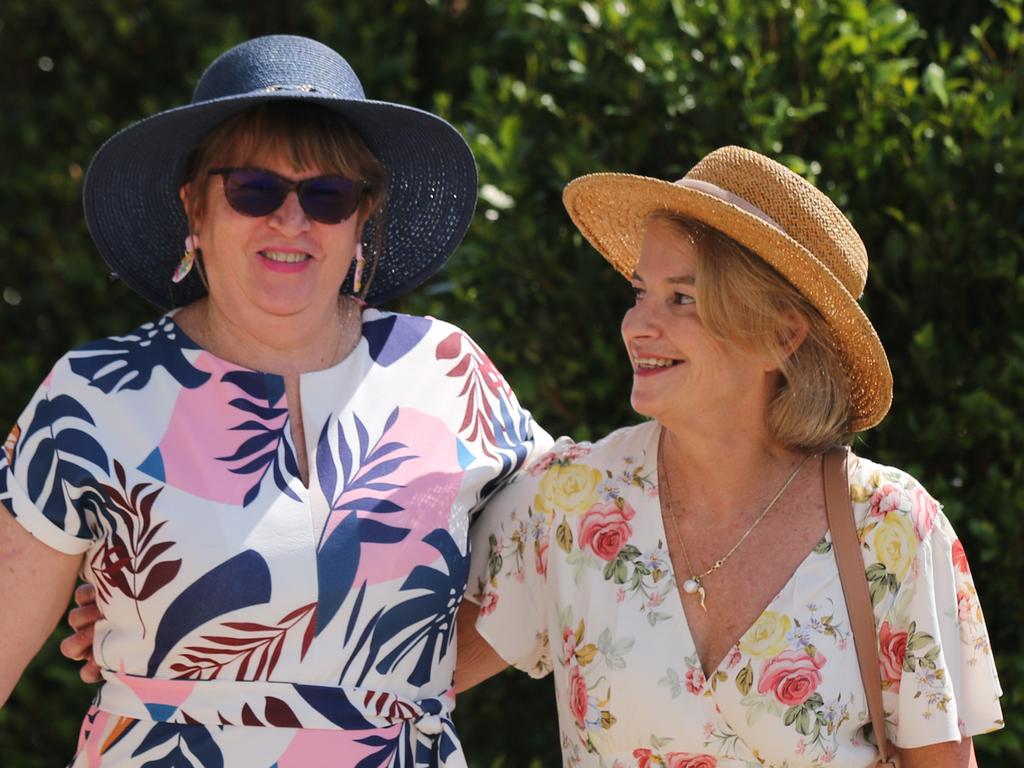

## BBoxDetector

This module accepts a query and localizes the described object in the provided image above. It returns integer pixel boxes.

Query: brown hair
[650,212,853,452]
[181,102,389,297]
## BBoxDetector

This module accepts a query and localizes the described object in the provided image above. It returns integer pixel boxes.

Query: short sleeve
[873,485,1003,747]
[467,438,578,679]
[1,368,98,554]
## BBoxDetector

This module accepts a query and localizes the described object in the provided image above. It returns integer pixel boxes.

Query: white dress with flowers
[469,421,1003,768]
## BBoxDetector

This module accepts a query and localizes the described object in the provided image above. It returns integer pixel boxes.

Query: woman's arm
[454,599,509,693]
[895,736,976,768]
[0,503,83,705]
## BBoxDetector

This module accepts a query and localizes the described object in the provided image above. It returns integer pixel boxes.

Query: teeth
[634,357,678,368]
[263,251,309,263]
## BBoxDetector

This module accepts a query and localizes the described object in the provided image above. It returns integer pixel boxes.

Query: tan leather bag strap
[823,447,901,768]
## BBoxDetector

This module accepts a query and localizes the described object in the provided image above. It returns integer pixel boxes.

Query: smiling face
[621,218,781,432]
[189,146,368,323]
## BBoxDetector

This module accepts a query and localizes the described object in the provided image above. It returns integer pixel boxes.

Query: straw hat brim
[83,90,477,310]
[563,173,892,432]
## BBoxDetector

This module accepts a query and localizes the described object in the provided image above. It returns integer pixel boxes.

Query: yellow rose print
[739,610,792,658]
[535,462,603,518]
[874,512,916,580]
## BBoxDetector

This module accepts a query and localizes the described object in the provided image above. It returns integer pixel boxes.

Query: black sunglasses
[209,167,369,224]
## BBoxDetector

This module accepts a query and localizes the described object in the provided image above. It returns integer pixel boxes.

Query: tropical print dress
[470,421,1003,768]
[0,308,551,768]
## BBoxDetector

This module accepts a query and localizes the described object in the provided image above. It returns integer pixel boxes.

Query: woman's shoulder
[360,309,494,363]
[524,421,658,477]
[848,451,951,547]
[46,313,206,396]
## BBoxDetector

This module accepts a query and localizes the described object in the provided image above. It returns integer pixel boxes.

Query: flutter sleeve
[0,363,102,554]
[866,476,1004,747]
[467,438,579,679]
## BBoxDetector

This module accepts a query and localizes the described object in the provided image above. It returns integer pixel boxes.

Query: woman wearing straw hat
[0,35,549,766]
[460,147,1002,767]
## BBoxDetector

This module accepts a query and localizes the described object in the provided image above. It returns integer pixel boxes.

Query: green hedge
[1,1,1020,765]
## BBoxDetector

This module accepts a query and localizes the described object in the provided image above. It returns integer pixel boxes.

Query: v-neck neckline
[650,424,835,678]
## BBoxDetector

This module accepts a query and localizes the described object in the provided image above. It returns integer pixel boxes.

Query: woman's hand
[454,599,509,693]
[895,736,977,768]
[59,582,104,684]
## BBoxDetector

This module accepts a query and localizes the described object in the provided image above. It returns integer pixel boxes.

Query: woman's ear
[778,311,809,359]
[179,183,199,231]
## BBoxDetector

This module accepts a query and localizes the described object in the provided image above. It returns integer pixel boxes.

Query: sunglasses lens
[222,169,288,217]
[298,176,362,224]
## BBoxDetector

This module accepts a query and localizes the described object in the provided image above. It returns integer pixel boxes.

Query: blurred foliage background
[1,0,1021,765]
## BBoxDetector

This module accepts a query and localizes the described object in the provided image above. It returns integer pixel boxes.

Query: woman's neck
[659,419,807,523]
[176,295,362,375]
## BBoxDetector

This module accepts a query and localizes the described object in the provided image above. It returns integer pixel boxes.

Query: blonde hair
[650,212,853,451]
[181,102,388,296]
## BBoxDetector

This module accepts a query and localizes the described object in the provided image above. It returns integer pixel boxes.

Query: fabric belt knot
[414,712,444,736]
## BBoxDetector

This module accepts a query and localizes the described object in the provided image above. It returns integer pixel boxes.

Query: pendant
[683,577,707,612]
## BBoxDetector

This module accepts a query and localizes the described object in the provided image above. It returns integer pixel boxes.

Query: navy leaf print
[313,409,417,634]
[218,371,298,507]
[69,316,209,393]
[22,393,108,536]
[360,528,468,687]
[353,734,399,768]
[293,685,375,729]
[478,391,534,501]
[362,314,431,367]
[148,550,271,676]
[133,723,224,768]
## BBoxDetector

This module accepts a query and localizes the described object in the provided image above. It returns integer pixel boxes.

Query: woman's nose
[269,191,311,233]
[621,299,660,342]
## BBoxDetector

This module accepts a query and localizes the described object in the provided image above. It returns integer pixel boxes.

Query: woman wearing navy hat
[0,35,548,767]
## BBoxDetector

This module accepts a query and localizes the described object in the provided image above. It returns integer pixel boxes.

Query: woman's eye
[631,286,646,302]
[673,292,695,306]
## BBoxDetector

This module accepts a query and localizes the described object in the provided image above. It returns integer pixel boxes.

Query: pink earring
[173,234,200,284]
[352,242,365,293]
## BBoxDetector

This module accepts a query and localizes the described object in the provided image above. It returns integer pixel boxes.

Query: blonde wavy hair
[650,212,853,452]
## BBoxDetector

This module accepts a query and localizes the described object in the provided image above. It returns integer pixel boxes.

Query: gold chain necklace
[658,431,814,612]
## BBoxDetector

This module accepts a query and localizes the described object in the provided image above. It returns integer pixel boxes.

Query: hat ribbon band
[676,178,788,237]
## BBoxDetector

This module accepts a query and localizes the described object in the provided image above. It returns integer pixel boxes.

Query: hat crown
[191,35,366,104]
[685,146,868,298]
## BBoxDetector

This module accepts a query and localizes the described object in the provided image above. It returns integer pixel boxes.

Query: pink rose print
[479,592,499,616]
[562,627,578,659]
[578,500,636,561]
[535,539,549,577]
[528,452,560,477]
[632,749,654,768]
[870,484,905,519]
[757,649,827,706]
[685,668,706,695]
[951,539,971,575]
[666,754,717,768]
[878,621,907,691]
[910,487,939,540]
[568,665,589,729]
[527,443,592,476]
[957,587,974,622]
[724,646,742,669]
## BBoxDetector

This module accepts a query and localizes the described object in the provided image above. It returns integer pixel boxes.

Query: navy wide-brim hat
[83,35,478,309]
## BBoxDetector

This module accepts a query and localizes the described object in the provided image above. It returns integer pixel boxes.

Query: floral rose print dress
[1,308,550,768]
[469,421,1003,768]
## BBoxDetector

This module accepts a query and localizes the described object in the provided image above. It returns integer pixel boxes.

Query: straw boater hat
[83,35,477,310]
[563,145,892,432]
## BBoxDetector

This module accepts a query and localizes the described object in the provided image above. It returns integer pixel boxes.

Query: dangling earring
[173,234,199,284]
[352,242,365,294]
